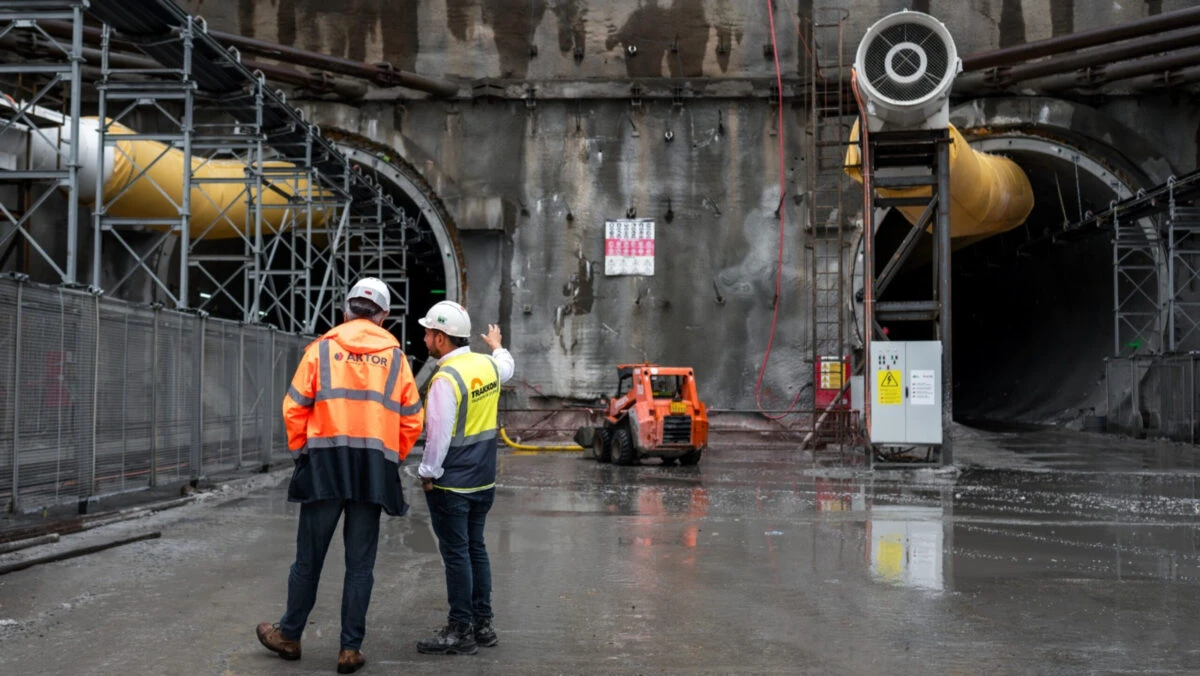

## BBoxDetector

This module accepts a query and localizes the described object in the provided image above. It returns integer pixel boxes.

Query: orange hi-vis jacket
[282,319,424,516]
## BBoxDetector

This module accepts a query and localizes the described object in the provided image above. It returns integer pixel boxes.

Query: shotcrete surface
[2,428,1200,674]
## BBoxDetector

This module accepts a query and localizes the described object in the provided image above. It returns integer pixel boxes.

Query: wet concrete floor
[2,426,1200,675]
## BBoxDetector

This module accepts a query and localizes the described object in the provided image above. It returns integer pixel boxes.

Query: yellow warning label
[820,362,843,389]
[877,370,902,405]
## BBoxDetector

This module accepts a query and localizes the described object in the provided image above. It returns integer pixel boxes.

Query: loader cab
[615,366,635,398]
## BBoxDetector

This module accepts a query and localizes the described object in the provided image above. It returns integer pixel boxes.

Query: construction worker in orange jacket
[257,277,424,675]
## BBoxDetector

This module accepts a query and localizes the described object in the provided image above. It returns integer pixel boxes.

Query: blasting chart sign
[604,218,655,276]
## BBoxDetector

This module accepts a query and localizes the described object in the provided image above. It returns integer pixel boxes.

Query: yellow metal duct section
[98,120,329,239]
[845,121,1034,245]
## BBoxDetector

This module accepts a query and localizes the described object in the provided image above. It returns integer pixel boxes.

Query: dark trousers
[279,499,381,650]
[425,487,495,626]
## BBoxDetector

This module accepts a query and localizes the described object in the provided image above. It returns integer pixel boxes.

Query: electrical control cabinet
[868,341,942,445]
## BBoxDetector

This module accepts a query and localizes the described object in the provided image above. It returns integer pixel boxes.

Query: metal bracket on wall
[629,83,644,109]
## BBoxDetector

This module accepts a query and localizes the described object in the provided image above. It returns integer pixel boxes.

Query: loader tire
[612,427,636,466]
[594,428,613,463]
[679,448,703,466]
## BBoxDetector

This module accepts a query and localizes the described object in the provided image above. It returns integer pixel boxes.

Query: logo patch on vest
[470,378,498,401]
[335,352,389,367]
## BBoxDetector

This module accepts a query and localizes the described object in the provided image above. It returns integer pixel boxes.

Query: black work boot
[417,621,478,655]
[474,619,498,647]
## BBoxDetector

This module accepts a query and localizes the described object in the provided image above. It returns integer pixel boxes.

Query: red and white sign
[604,218,655,276]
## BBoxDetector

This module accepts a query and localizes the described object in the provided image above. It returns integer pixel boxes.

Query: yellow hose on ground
[499,427,583,452]
[845,121,1034,242]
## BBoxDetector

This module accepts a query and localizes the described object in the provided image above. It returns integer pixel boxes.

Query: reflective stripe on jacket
[282,319,424,515]
[431,351,501,492]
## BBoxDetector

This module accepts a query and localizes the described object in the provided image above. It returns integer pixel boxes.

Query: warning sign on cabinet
[909,370,936,405]
[877,370,902,405]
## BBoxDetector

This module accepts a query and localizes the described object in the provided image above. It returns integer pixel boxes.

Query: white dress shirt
[418,346,515,479]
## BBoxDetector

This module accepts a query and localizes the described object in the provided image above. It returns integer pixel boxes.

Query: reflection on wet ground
[3,424,1200,674]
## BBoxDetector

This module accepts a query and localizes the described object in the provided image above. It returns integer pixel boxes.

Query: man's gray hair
[346,296,386,320]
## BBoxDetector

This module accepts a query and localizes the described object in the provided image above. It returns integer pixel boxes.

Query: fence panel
[0,282,16,510]
[202,319,240,476]
[14,286,96,509]
[1107,355,1199,443]
[0,276,315,513]
[1155,357,1195,442]
[93,299,154,498]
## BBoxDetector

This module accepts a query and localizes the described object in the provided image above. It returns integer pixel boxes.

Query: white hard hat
[418,300,471,338]
[346,277,391,313]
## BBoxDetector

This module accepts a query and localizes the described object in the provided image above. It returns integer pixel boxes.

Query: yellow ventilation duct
[97,121,331,239]
[18,112,331,239]
[845,121,1034,244]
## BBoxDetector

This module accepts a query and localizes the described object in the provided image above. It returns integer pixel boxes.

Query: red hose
[753,0,805,420]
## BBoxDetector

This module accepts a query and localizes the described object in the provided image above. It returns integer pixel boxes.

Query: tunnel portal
[860,130,1161,425]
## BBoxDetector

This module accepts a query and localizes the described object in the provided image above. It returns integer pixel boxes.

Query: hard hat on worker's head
[418,300,471,338]
[346,277,390,313]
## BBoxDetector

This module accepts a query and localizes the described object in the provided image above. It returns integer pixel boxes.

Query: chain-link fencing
[1106,355,1199,443]
[0,276,309,514]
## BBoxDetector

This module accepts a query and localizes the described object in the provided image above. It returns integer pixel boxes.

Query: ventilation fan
[854,10,960,131]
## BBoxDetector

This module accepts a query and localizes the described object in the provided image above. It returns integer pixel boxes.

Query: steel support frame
[92,19,196,307]
[257,122,354,334]
[1167,189,1200,352]
[1112,207,1164,356]
[0,1,84,284]
[859,128,953,468]
[343,172,409,346]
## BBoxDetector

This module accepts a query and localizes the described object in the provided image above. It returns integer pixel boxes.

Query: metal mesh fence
[1107,355,1199,442]
[0,276,313,514]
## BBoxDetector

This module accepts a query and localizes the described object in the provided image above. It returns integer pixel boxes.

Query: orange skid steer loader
[575,364,709,466]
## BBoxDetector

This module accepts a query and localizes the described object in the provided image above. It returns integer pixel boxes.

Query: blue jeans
[279,499,381,650]
[425,488,495,626]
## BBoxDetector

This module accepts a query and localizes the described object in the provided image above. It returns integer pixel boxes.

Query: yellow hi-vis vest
[431,351,502,492]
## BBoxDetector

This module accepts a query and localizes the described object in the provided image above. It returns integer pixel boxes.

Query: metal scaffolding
[81,0,410,334]
[1167,187,1200,352]
[1112,206,1163,356]
[0,0,85,284]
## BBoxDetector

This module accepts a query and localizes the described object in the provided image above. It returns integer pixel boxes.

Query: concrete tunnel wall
[10,0,1200,418]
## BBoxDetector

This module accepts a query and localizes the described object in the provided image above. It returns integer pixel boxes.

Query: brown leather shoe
[337,648,366,674]
[256,622,301,660]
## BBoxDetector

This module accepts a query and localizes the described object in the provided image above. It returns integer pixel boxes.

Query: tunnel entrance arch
[329,135,465,359]
[853,123,1168,426]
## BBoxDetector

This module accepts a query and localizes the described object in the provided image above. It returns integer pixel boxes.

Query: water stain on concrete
[606,0,714,78]
[269,0,422,70]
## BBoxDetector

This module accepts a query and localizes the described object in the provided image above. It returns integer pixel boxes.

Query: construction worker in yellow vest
[415,300,514,655]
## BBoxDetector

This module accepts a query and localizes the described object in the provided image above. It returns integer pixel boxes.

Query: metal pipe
[0,531,161,576]
[205,28,459,98]
[1029,46,1200,91]
[961,4,1200,71]
[936,134,953,464]
[957,25,1200,89]
[65,3,83,284]
[1125,65,1200,91]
